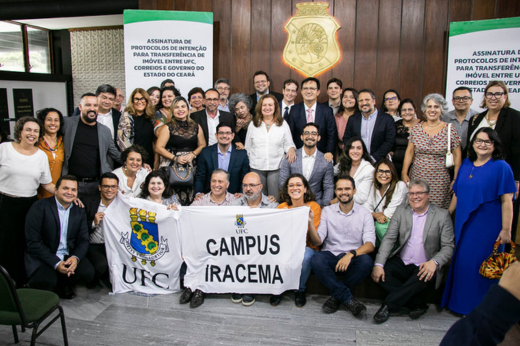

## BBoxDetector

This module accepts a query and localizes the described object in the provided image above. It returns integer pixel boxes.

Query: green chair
[0,265,68,345]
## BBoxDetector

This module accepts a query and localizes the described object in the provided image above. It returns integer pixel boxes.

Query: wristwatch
[349,250,357,258]
[432,259,439,266]
[192,152,197,159]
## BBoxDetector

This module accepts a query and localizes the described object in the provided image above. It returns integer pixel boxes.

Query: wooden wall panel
[250,0,272,94]
[332,0,356,89]
[212,0,231,84]
[230,0,251,96]
[496,0,520,18]
[353,0,379,91]
[270,1,292,93]
[448,0,472,22]
[472,0,496,20]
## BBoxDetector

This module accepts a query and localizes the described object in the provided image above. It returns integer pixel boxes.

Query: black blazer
[72,107,121,145]
[194,144,250,195]
[24,197,90,277]
[190,109,236,145]
[84,194,102,235]
[249,91,283,114]
[343,110,396,162]
[285,102,337,154]
[466,107,520,180]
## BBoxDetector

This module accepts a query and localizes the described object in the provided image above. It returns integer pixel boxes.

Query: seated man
[371,179,454,323]
[230,172,279,306]
[279,122,334,207]
[25,175,94,299]
[194,122,249,197]
[85,172,119,289]
[180,169,238,308]
[308,175,375,317]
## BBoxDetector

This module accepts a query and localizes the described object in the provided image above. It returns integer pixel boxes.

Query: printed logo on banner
[234,214,246,228]
[120,208,169,266]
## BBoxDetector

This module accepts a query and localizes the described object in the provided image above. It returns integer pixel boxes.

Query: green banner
[449,17,520,37]
[124,10,213,25]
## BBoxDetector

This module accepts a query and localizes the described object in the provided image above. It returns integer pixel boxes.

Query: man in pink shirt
[371,179,454,323]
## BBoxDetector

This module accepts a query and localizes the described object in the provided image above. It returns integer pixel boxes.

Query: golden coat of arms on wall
[283,2,341,77]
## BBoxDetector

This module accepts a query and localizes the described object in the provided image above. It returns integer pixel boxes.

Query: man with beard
[230,172,278,306]
[62,93,122,199]
[278,122,334,207]
[308,176,375,318]
[215,78,231,112]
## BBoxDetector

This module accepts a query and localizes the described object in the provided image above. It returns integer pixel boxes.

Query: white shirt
[245,120,296,170]
[304,102,317,123]
[90,202,107,244]
[97,109,114,139]
[112,167,149,197]
[206,111,221,146]
[0,143,52,197]
[363,181,408,218]
[470,116,495,141]
[333,158,375,205]
[302,148,317,181]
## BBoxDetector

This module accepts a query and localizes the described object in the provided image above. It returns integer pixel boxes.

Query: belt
[78,178,98,183]
[0,191,21,198]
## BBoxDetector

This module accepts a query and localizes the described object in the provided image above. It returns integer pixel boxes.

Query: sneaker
[190,289,205,308]
[231,294,243,303]
[242,294,256,306]
[179,287,193,304]
[322,296,340,314]
[345,296,366,317]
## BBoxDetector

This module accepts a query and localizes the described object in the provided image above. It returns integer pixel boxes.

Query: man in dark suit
[343,89,396,162]
[62,93,122,199]
[279,122,334,206]
[371,179,455,323]
[249,70,283,113]
[25,175,94,299]
[285,77,337,161]
[194,122,250,197]
[279,79,299,118]
[191,88,236,146]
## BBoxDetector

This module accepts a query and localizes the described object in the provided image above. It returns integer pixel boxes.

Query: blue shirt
[361,108,378,157]
[218,145,232,172]
[55,198,72,261]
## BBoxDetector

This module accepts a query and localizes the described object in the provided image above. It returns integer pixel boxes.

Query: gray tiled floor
[1,286,519,345]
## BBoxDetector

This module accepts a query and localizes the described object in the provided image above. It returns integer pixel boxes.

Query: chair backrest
[0,265,22,315]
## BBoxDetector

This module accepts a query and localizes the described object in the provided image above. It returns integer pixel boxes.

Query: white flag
[104,193,182,294]
[180,206,309,295]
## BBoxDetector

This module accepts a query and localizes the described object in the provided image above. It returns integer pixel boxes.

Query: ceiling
[14,14,124,30]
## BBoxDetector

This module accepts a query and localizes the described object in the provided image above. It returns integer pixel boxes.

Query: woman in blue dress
[442,127,516,315]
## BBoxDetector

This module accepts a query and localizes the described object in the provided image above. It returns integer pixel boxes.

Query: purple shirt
[317,203,376,256]
[400,206,430,266]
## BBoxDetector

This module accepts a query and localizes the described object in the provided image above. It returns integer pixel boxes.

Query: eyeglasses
[303,131,318,136]
[217,86,230,91]
[217,131,232,135]
[302,87,317,91]
[409,191,427,197]
[133,97,146,104]
[100,185,118,190]
[288,183,304,188]
[384,97,398,102]
[242,183,261,189]
[475,138,494,146]
[453,96,472,102]
[191,95,203,100]
[377,169,391,176]
[485,92,504,99]
[400,107,415,113]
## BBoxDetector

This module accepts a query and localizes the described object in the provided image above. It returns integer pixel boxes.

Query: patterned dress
[409,123,460,208]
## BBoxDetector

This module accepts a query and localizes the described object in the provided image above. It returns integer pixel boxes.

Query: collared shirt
[317,203,376,256]
[231,194,279,208]
[218,145,232,172]
[97,109,114,138]
[55,198,72,261]
[191,191,237,206]
[304,102,317,123]
[281,100,294,118]
[361,108,378,156]
[256,90,270,102]
[207,110,221,146]
[328,100,340,115]
[302,148,317,181]
[218,101,230,112]
[400,206,430,266]
[90,202,107,244]
[441,108,479,150]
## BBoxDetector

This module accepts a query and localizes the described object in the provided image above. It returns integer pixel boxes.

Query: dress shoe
[270,294,282,306]
[242,294,256,306]
[58,285,76,299]
[409,305,428,320]
[86,278,99,289]
[345,296,366,317]
[322,296,340,314]
[179,287,193,304]
[190,289,205,308]
[294,291,306,307]
[373,303,390,324]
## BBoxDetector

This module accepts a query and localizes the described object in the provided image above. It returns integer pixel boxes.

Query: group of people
[0,73,518,328]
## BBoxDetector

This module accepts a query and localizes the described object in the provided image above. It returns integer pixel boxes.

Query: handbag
[162,158,194,188]
[445,123,454,168]
[479,240,518,279]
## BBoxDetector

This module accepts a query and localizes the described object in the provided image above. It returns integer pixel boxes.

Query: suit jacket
[343,110,396,162]
[278,148,334,206]
[285,102,337,154]
[190,109,236,145]
[72,107,121,144]
[25,197,90,277]
[375,204,455,288]
[249,91,283,114]
[466,107,520,180]
[84,194,101,235]
[62,116,122,176]
[194,144,250,195]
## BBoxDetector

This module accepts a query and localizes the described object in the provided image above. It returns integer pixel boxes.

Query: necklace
[469,158,491,178]
[43,136,59,159]
[485,114,497,127]
[424,121,442,128]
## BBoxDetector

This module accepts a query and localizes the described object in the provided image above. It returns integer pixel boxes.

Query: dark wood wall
[140,0,520,106]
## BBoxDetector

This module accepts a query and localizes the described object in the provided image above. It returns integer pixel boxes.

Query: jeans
[299,247,316,292]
